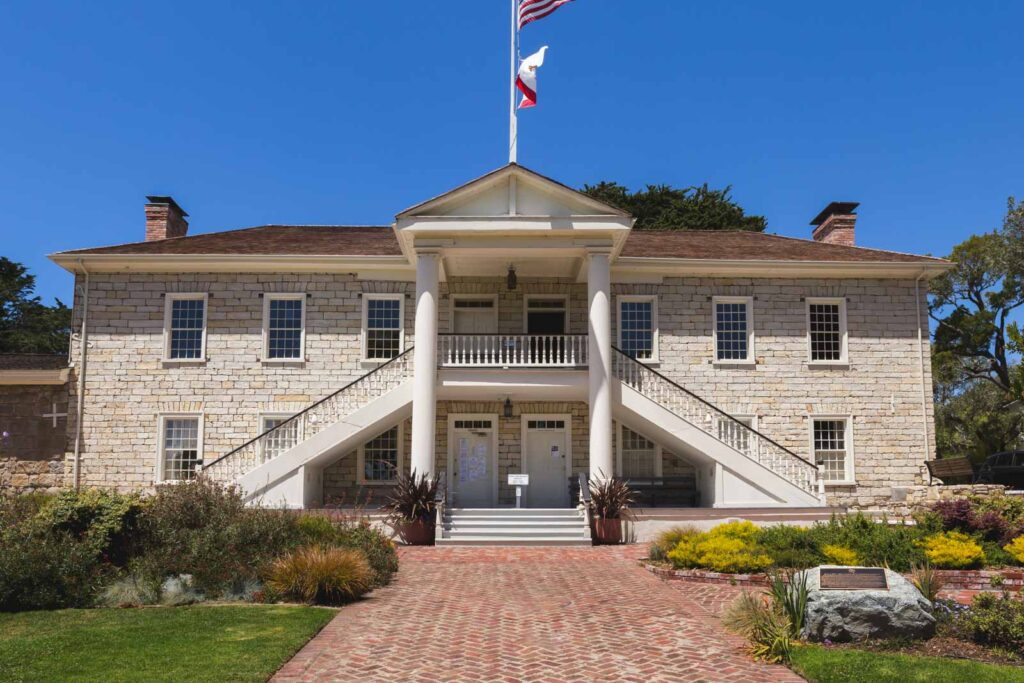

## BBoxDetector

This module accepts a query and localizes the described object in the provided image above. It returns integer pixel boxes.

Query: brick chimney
[810,201,859,246]
[145,196,189,241]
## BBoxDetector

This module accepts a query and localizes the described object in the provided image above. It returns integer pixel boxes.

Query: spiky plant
[910,562,945,603]
[588,475,635,520]
[382,470,439,524]
[766,569,809,637]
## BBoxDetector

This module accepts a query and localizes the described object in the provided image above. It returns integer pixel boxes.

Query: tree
[0,257,72,355]
[581,182,767,232]
[929,198,1024,458]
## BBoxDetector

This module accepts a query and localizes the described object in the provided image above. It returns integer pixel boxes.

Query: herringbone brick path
[273,546,805,682]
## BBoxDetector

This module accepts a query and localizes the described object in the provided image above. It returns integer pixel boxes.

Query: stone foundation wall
[0,384,69,493]
[867,484,1012,516]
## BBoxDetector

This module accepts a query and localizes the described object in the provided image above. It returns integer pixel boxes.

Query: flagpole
[509,0,518,163]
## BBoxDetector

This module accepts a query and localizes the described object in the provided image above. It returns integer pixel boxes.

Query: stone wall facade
[0,384,69,493]
[67,271,934,508]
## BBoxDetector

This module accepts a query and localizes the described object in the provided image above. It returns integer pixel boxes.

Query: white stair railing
[612,347,823,499]
[439,334,587,368]
[201,348,415,483]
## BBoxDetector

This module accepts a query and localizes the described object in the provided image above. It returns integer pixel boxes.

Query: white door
[453,298,498,334]
[451,418,495,507]
[524,417,570,508]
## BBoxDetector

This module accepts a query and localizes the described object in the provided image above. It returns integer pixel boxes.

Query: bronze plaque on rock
[819,567,889,591]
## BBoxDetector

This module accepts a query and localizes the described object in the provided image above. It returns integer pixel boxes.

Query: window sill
[357,480,398,487]
[807,361,850,369]
[262,358,306,365]
[360,358,396,369]
[822,481,857,487]
[161,358,208,366]
[713,359,756,367]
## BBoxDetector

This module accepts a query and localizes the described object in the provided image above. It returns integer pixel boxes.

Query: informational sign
[508,474,530,486]
[819,567,889,591]
[551,445,561,458]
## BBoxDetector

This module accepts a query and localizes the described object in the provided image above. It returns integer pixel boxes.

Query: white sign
[508,474,529,486]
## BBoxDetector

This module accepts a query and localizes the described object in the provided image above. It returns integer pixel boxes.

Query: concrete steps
[437,507,591,546]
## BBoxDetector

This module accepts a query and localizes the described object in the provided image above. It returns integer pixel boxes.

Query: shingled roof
[0,354,68,371]
[56,225,945,264]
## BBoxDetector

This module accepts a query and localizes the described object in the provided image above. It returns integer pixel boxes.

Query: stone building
[47,165,951,523]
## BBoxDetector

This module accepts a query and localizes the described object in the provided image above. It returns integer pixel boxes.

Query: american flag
[518,0,574,30]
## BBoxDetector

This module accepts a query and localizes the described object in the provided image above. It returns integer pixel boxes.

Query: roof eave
[613,256,954,279]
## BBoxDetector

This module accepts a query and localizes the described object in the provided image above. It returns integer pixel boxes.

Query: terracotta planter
[396,514,436,545]
[592,517,622,545]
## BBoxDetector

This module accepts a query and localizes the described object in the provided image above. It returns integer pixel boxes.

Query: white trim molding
[356,423,405,486]
[156,412,204,483]
[712,295,755,365]
[447,413,500,507]
[808,414,856,486]
[361,293,406,363]
[162,293,208,364]
[523,294,569,334]
[617,294,659,363]
[262,293,306,363]
[520,413,573,504]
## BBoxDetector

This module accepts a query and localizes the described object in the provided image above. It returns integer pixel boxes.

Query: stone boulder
[801,566,936,642]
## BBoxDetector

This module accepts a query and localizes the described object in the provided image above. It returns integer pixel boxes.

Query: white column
[587,250,614,481]
[411,251,440,478]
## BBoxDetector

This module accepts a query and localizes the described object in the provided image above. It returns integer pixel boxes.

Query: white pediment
[396,164,628,219]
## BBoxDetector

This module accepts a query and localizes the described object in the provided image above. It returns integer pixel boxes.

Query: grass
[790,644,1024,683]
[0,605,337,682]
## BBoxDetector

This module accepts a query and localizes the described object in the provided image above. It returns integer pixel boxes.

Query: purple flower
[823,638,833,646]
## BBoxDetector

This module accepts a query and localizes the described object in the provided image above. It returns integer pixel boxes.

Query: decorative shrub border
[643,563,1024,593]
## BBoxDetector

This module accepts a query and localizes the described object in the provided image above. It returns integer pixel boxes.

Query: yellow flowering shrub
[666,523,773,574]
[923,531,986,569]
[1004,536,1024,565]
[821,544,861,566]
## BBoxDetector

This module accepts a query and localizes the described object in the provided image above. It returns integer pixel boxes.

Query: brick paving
[274,546,804,682]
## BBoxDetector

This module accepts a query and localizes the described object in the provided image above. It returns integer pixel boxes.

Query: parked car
[975,450,1024,489]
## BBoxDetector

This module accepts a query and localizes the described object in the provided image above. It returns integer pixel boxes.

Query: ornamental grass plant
[266,546,374,606]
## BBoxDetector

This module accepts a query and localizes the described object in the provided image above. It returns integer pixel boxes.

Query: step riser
[436,539,593,547]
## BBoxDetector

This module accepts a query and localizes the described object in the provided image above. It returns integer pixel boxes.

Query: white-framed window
[157,414,203,482]
[811,417,854,484]
[617,424,662,478]
[358,425,404,484]
[362,294,405,362]
[163,293,208,361]
[618,296,658,362]
[713,296,754,363]
[806,297,848,364]
[717,415,757,456]
[263,293,305,362]
[259,413,301,462]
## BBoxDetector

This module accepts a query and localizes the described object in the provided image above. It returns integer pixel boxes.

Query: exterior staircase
[437,507,591,546]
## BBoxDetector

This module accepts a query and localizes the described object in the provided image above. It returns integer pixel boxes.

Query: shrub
[1004,536,1024,565]
[0,529,104,611]
[923,531,986,569]
[722,592,793,663]
[97,572,160,608]
[933,499,974,532]
[806,513,925,571]
[756,525,821,569]
[932,495,1024,545]
[959,591,1024,651]
[138,479,300,595]
[34,489,147,565]
[266,546,374,605]
[708,520,760,542]
[649,525,701,562]
[295,515,398,588]
[668,533,773,574]
[821,544,861,566]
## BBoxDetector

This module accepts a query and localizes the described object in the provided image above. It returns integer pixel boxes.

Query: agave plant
[588,475,635,520]
[382,470,440,524]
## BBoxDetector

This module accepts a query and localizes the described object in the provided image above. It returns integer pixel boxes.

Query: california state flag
[516,46,548,109]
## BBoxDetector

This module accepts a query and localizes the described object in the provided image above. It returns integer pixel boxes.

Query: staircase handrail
[202,346,415,474]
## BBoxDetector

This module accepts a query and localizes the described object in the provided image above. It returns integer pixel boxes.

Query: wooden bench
[925,457,976,484]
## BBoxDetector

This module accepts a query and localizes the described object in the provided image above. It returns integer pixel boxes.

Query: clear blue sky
[2,1,1023,305]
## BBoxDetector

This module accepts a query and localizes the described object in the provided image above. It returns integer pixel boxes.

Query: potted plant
[383,470,440,545]
[588,476,634,545]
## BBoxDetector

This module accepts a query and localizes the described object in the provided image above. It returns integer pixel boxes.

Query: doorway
[524,296,567,334]
[448,415,498,507]
[452,296,499,334]
[521,414,571,508]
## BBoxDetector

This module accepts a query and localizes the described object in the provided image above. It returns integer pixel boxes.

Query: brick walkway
[274,546,804,683]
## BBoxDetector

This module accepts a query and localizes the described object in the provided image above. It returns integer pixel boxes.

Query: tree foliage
[581,182,767,232]
[0,257,71,355]
[930,198,1024,458]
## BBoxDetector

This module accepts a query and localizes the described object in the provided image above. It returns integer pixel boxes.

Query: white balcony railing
[439,334,588,368]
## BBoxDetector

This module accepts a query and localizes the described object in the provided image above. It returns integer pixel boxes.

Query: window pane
[809,303,842,361]
[163,417,199,481]
[267,298,303,359]
[621,300,653,360]
[261,417,299,462]
[715,302,748,361]
[366,299,401,359]
[813,419,847,482]
[363,427,399,481]
[169,299,205,359]
[621,426,656,478]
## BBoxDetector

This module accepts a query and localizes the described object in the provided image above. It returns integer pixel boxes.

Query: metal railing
[612,347,823,498]
[201,348,415,483]
[439,334,587,368]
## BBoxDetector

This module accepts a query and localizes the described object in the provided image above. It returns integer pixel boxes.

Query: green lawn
[0,605,337,683]
[790,644,1024,683]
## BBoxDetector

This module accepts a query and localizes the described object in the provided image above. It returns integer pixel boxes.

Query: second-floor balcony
[439,334,588,368]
